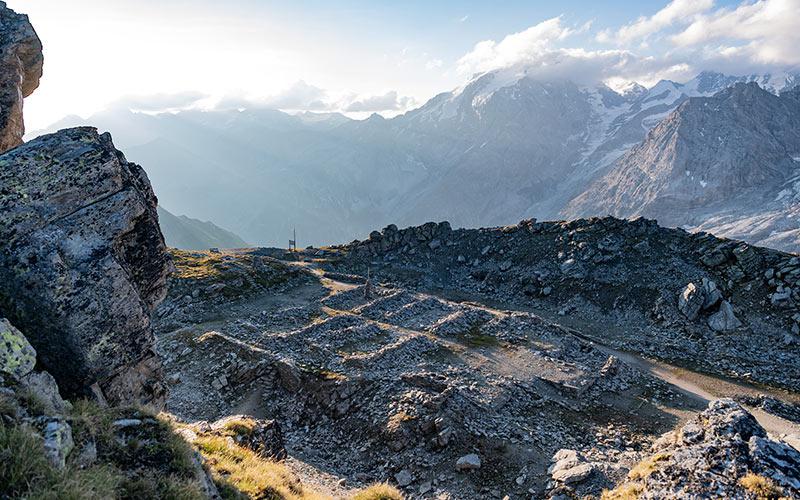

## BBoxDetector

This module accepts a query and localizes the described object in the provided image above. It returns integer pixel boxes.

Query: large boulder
[0,127,172,406]
[0,1,43,153]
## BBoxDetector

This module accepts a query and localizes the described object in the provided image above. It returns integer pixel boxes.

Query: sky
[9,0,800,131]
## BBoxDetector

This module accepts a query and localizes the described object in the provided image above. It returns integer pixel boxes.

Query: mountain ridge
[565,82,800,251]
[28,69,800,250]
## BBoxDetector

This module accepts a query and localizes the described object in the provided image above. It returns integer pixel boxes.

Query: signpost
[289,227,296,251]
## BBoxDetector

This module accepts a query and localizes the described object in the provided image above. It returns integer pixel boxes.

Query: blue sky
[8,0,799,130]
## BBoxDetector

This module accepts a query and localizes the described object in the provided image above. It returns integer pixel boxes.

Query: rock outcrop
[0,127,172,406]
[605,399,800,498]
[0,1,43,153]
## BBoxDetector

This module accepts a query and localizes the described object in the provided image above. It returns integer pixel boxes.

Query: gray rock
[0,128,172,406]
[707,301,742,332]
[456,453,482,471]
[112,419,143,428]
[551,463,593,484]
[40,418,74,469]
[678,283,703,320]
[395,469,413,487]
[606,400,799,497]
[700,278,722,310]
[19,370,70,415]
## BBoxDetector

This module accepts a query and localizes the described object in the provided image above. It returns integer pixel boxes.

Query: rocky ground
[329,218,800,390]
[154,242,800,499]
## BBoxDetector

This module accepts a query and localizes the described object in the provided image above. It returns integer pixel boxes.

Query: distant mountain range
[34,69,800,251]
[157,206,248,250]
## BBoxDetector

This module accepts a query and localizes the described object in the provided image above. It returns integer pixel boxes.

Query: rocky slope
[158,206,249,250]
[0,127,172,405]
[149,241,800,499]
[0,0,42,153]
[331,218,800,390]
[566,83,800,252]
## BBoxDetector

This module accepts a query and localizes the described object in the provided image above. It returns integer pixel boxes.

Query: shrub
[738,473,785,499]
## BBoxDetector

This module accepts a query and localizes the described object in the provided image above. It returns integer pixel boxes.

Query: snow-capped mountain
[566,83,800,251]
[31,68,800,249]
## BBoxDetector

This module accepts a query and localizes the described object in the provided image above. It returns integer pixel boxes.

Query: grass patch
[352,483,405,500]
[195,435,319,500]
[738,473,785,499]
[627,452,671,480]
[0,421,125,500]
[171,250,228,280]
[222,418,258,438]
[456,324,499,348]
[601,482,644,500]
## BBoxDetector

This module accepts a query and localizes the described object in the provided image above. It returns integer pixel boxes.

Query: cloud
[599,0,713,44]
[455,16,690,86]
[671,0,800,67]
[343,91,415,112]
[110,91,207,112]
[263,80,331,110]
[459,15,469,23]
[455,1,800,90]
[457,17,574,75]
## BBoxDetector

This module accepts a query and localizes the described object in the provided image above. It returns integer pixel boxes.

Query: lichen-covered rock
[36,417,74,469]
[0,127,172,406]
[604,399,800,498]
[0,317,36,378]
[0,1,43,153]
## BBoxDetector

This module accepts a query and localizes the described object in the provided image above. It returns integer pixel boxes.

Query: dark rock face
[0,127,172,406]
[0,1,43,153]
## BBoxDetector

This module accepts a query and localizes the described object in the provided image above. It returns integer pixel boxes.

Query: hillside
[157,206,249,250]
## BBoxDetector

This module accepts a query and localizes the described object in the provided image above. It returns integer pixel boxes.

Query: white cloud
[263,81,330,110]
[601,0,713,44]
[455,0,799,91]
[455,16,690,86]
[459,15,469,23]
[671,0,800,67]
[343,91,415,112]
[457,17,574,75]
